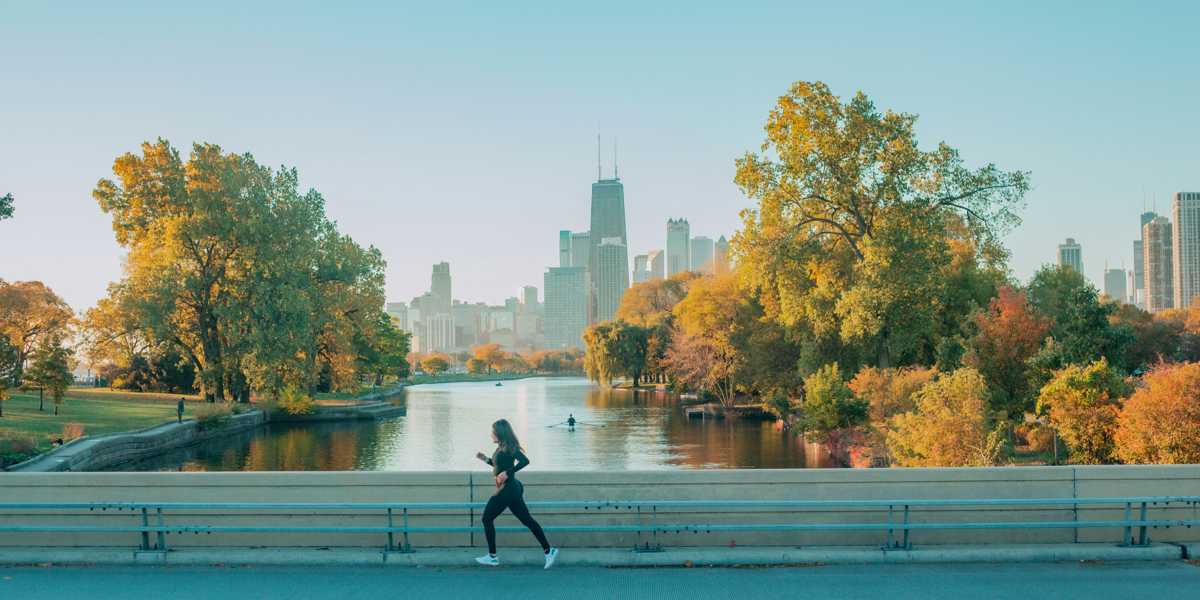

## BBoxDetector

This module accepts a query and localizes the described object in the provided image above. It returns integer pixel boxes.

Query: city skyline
[2,3,1199,312]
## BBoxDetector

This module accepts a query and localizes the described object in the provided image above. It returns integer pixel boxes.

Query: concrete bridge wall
[1,466,1198,549]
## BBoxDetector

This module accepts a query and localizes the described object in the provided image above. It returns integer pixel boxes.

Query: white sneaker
[475,554,499,566]
[543,547,558,570]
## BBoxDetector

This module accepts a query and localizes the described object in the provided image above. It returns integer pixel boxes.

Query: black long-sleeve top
[486,447,530,479]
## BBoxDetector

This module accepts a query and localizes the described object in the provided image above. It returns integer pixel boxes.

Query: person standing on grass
[474,419,558,569]
[177,398,185,423]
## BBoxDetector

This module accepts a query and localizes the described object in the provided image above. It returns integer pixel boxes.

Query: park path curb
[0,544,1183,568]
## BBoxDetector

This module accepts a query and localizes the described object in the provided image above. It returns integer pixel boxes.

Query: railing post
[1138,502,1149,546]
[386,508,395,551]
[885,504,894,549]
[902,505,911,550]
[635,505,643,550]
[652,505,659,550]
[139,507,150,551]
[1123,502,1133,546]
[155,508,166,550]
[403,507,412,552]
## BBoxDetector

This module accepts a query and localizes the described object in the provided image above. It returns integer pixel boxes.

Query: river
[108,377,831,471]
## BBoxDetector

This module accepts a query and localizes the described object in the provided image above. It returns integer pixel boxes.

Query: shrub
[1035,358,1129,464]
[1025,425,1057,455]
[274,386,315,416]
[193,403,234,431]
[0,432,38,468]
[887,368,1008,467]
[800,364,868,466]
[61,422,86,441]
[1115,363,1200,464]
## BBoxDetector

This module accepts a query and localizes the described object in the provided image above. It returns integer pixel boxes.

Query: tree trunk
[39,388,44,412]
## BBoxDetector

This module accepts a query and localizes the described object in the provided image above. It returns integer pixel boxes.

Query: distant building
[544,266,588,349]
[589,177,628,323]
[647,249,665,280]
[633,254,651,283]
[1058,239,1083,274]
[1133,212,1157,308]
[385,302,409,332]
[667,218,690,276]
[691,236,715,275]
[569,231,591,269]
[1172,192,1200,309]
[452,301,486,348]
[1144,216,1174,313]
[595,237,629,322]
[1103,268,1127,304]
[425,313,455,353]
[430,262,452,316]
[558,230,572,268]
[520,286,539,312]
[714,236,730,274]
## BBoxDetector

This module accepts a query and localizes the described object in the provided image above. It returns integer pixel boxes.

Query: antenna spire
[597,133,602,181]
[614,137,619,179]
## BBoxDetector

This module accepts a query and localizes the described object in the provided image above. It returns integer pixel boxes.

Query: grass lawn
[0,388,185,453]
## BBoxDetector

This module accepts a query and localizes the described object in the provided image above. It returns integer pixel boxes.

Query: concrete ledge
[0,544,1183,567]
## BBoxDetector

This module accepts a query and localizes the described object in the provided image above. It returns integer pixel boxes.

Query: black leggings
[481,480,550,554]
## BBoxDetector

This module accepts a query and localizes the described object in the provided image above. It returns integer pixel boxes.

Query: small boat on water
[495,382,503,387]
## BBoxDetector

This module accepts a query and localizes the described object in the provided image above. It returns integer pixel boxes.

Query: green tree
[583,323,620,385]
[612,323,650,386]
[0,193,12,220]
[1026,265,1132,372]
[734,81,1029,369]
[25,338,74,415]
[0,336,18,417]
[0,280,75,386]
[420,354,450,375]
[1036,359,1129,464]
[887,368,1007,467]
[800,363,868,465]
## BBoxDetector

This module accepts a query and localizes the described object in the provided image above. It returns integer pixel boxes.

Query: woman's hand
[476,452,488,462]
[495,471,509,486]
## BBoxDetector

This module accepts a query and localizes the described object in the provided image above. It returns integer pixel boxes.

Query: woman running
[474,418,558,568]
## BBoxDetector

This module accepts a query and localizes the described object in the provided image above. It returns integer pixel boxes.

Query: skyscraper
[666,218,690,276]
[588,175,628,323]
[1144,216,1174,313]
[569,231,590,268]
[632,254,651,283]
[647,249,665,280]
[544,266,588,349]
[558,230,572,267]
[1103,268,1127,304]
[1133,211,1157,308]
[595,237,628,321]
[431,262,452,315]
[1172,192,1200,309]
[691,236,715,275]
[714,236,730,274]
[1057,239,1083,273]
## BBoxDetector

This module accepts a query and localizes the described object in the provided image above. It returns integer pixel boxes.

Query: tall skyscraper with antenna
[588,135,629,323]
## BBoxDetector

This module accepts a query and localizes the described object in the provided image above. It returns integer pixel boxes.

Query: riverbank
[405,372,579,386]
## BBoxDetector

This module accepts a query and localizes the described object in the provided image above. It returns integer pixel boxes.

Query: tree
[471,344,508,374]
[1036,359,1129,464]
[466,357,488,375]
[964,286,1052,418]
[1115,363,1200,464]
[1027,266,1131,370]
[0,336,18,417]
[92,139,389,401]
[664,274,755,406]
[848,366,938,434]
[582,323,620,385]
[615,273,698,326]
[734,81,1028,369]
[25,338,74,415]
[0,193,12,221]
[887,368,1007,467]
[0,280,75,386]
[420,354,450,375]
[612,323,650,386]
[799,363,868,465]
[1112,305,1185,370]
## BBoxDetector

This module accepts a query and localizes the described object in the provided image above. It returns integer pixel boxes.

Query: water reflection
[110,378,830,471]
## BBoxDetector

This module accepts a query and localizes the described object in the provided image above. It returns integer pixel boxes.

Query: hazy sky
[2,1,1197,311]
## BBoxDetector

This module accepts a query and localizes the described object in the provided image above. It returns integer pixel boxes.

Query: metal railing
[1,496,1198,553]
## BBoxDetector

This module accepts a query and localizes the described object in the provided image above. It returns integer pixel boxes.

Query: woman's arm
[505,450,530,476]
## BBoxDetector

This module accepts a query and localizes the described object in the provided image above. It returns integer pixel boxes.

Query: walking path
[2,562,1197,599]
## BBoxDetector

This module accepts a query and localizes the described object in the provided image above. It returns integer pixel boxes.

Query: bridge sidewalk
[0,543,1184,567]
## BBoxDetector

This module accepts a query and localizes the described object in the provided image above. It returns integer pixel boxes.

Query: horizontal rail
[2,496,1195,551]
[2,496,1198,511]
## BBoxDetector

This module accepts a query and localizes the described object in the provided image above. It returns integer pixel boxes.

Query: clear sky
[1,1,1197,312]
